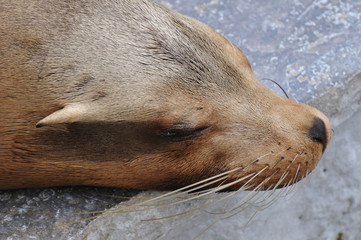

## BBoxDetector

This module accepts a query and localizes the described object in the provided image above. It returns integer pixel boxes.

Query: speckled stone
[0,188,139,239]
[1,1,360,239]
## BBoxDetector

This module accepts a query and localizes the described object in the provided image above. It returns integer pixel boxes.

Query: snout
[270,95,332,156]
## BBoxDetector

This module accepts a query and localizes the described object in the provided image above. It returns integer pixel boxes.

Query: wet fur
[0,0,331,190]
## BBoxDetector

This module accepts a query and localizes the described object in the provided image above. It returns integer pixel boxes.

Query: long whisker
[221,167,284,218]
[284,153,304,195]
[285,162,301,195]
[176,166,272,240]
[142,164,271,222]
[261,78,289,99]
[208,167,281,216]
[141,172,258,221]
[166,150,281,204]
[108,168,252,214]
[127,152,274,211]
[247,158,296,211]
[191,166,283,239]
[205,151,274,194]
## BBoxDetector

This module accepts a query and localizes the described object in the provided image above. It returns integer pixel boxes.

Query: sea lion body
[0,0,331,190]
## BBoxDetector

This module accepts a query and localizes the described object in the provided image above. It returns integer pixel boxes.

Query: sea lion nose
[309,117,328,153]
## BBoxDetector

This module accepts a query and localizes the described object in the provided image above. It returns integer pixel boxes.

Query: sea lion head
[121,24,332,191]
[2,0,331,190]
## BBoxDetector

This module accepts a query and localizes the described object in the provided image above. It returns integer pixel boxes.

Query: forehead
[142,13,253,93]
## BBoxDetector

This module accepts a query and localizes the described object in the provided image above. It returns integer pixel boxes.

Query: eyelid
[161,125,209,141]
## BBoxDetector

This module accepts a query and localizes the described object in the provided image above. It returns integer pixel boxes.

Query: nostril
[309,117,327,153]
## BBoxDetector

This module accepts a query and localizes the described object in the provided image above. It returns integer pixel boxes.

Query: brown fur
[0,0,331,190]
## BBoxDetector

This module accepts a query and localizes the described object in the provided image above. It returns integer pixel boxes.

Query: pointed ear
[36,103,89,128]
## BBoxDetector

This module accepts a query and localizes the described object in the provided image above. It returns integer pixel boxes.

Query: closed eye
[161,125,210,141]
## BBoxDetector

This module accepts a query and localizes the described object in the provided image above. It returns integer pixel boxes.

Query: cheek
[209,127,272,159]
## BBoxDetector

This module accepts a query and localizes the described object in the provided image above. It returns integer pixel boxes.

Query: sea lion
[0,0,331,191]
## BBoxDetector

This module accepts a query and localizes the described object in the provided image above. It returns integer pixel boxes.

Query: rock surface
[1,0,360,239]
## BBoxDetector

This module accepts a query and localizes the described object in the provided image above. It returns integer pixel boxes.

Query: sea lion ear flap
[36,103,89,128]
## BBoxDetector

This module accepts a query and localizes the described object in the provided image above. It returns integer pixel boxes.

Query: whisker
[220,168,283,219]
[293,163,301,184]
[211,166,275,216]
[286,152,300,171]
[192,219,219,240]
[208,151,274,193]
[142,152,274,209]
[286,162,301,194]
[140,161,262,208]
[191,171,283,239]
[190,150,314,239]
[228,169,279,208]
[248,170,287,209]
[266,167,292,200]
[285,153,306,195]
[261,78,289,99]
[141,172,258,221]
[286,157,313,200]
[271,149,288,169]
[185,166,272,239]
[247,171,293,214]
[143,164,271,222]
[138,152,279,229]
[109,167,253,213]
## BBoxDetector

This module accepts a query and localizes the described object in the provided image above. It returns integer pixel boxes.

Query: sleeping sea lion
[0,0,331,191]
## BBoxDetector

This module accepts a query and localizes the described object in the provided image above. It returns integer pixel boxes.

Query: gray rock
[1,0,360,239]
[0,188,139,239]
